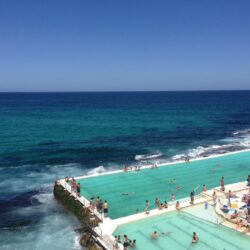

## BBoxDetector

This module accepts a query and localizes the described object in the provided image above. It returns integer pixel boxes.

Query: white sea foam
[0,209,81,250]
[223,129,250,148]
[135,153,162,161]
[73,235,82,250]
[16,192,57,217]
[134,128,250,165]
[171,154,186,161]
[187,146,207,158]
[86,165,106,175]
[32,193,54,204]
[171,128,250,161]
[232,128,250,136]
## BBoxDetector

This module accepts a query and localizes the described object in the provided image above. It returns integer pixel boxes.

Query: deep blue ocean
[1,91,250,249]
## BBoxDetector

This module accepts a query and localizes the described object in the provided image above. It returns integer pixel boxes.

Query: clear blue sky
[0,0,250,91]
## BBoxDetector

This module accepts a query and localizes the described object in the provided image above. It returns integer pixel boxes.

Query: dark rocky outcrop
[53,181,104,249]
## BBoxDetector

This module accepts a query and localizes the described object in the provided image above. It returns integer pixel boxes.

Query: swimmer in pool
[170,178,176,183]
[122,192,134,196]
[211,163,221,173]
[192,232,199,243]
[151,231,158,239]
[171,193,176,201]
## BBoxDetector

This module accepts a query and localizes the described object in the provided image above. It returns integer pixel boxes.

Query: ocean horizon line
[1,89,250,94]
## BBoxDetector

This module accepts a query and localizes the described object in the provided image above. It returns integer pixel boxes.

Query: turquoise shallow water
[113,205,250,250]
[79,151,250,219]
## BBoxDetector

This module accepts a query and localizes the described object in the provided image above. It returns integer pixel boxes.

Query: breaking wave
[170,128,250,162]
[31,193,54,205]
[135,153,163,161]
[73,235,82,250]
[86,165,106,175]
[132,128,250,165]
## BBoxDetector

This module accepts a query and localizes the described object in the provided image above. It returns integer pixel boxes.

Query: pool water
[78,151,250,219]
[183,203,224,224]
[113,205,249,250]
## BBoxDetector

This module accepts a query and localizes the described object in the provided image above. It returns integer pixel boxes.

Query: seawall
[53,181,104,250]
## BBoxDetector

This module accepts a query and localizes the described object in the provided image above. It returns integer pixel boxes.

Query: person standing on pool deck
[155,197,160,208]
[192,232,199,243]
[145,200,150,214]
[76,183,81,196]
[247,175,250,186]
[118,235,121,243]
[89,197,94,210]
[103,200,108,217]
[99,199,103,214]
[71,177,76,192]
[221,177,225,191]
[96,196,100,211]
[190,191,194,205]
[212,191,217,205]
[113,235,119,250]
[175,201,180,211]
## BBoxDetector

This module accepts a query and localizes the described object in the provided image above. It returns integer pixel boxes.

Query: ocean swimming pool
[78,151,250,219]
[113,204,249,250]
